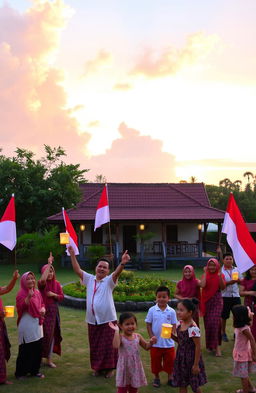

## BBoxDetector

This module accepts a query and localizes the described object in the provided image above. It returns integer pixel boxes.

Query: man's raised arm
[68,246,83,280]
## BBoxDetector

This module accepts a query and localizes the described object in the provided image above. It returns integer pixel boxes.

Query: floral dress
[116,334,147,388]
[173,325,207,392]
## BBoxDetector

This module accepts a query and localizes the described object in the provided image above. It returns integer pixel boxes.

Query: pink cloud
[87,123,177,182]
[131,32,219,78]
[0,1,90,163]
[113,82,132,91]
[83,49,112,76]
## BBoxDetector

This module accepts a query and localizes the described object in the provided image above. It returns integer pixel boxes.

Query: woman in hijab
[38,252,64,368]
[240,265,256,341]
[174,265,201,326]
[200,258,226,357]
[15,271,45,379]
[0,270,19,384]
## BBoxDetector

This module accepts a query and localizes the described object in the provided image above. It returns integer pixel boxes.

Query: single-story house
[48,183,225,269]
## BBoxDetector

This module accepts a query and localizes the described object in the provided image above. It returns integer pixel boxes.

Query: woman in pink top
[175,265,201,326]
[38,252,64,368]
[232,305,256,393]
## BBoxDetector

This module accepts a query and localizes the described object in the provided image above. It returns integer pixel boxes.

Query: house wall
[178,223,198,243]
[79,222,199,249]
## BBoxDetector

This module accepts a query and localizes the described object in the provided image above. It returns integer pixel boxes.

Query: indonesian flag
[222,193,256,273]
[0,194,17,251]
[62,208,79,256]
[94,184,110,231]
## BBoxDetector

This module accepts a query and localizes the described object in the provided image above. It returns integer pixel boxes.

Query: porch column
[217,222,223,249]
[203,223,208,252]
[198,224,203,258]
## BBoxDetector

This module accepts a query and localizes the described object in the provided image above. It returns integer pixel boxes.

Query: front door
[91,226,103,244]
[123,225,137,254]
[166,225,178,242]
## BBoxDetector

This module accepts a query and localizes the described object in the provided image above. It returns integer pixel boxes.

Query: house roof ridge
[168,183,209,208]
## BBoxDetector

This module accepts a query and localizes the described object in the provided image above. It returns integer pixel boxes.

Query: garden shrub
[87,244,107,268]
[63,275,176,301]
[17,226,63,263]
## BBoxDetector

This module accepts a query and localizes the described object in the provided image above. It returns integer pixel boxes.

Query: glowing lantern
[4,305,14,318]
[161,323,173,339]
[60,232,70,245]
[232,272,239,281]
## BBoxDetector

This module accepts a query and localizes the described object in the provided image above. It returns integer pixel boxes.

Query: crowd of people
[1,248,256,393]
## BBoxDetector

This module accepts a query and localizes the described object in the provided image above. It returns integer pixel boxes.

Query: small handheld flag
[94,184,110,231]
[62,208,79,256]
[0,194,17,251]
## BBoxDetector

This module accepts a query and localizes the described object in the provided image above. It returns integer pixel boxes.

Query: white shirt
[18,313,43,345]
[221,266,243,298]
[145,304,177,348]
[82,271,117,325]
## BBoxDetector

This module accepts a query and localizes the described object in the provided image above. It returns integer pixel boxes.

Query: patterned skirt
[203,291,223,350]
[42,303,62,358]
[0,319,11,383]
[88,322,118,371]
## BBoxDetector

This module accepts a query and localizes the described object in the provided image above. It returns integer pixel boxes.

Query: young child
[145,286,177,387]
[109,312,156,393]
[172,298,207,393]
[232,305,256,393]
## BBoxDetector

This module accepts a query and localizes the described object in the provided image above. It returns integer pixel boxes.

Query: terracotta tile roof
[48,183,225,222]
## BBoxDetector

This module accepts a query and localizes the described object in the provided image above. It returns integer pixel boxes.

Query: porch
[62,239,224,270]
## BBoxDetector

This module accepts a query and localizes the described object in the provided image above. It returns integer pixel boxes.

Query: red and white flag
[94,184,110,231]
[0,194,17,251]
[62,208,79,256]
[222,193,256,273]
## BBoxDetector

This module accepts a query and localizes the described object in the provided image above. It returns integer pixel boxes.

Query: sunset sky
[1,0,256,185]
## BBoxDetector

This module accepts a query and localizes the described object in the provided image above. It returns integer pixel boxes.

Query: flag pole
[105,184,113,270]
[108,221,113,270]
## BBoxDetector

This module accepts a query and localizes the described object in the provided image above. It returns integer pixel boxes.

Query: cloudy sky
[1,0,256,185]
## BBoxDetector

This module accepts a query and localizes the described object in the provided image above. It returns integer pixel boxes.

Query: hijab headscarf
[38,265,64,306]
[16,271,44,325]
[200,258,223,316]
[177,265,201,300]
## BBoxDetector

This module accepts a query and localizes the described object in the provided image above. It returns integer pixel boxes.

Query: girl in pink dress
[232,305,256,393]
[109,312,156,393]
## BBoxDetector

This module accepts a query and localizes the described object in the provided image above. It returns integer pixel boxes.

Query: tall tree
[243,171,254,183]
[0,146,89,232]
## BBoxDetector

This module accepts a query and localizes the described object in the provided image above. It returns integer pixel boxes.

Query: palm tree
[94,174,107,183]
[234,180,242,191]
[219,178,232,188]
[190,176,197,183]
[243,171,254,184]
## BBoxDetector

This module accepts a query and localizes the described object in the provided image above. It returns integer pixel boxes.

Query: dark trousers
[15,338,42,377]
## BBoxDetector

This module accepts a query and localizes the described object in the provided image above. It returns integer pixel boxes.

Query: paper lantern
[161,323,172,339]
[4,305,14,318]
[60,232,70,245]
[232,272,239,281]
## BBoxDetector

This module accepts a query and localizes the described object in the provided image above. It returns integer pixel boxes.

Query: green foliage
[87,244,107,268]
[135,231,155,243]
[120,269,135,281]
[17,226,63,262]
[63,276,176,301]
[0,145,89,232]
[206,182,256,222]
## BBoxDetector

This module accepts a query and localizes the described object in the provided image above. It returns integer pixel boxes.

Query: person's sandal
[153,378,160,387]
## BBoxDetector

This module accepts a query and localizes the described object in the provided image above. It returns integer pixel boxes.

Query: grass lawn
[0,263,248,392]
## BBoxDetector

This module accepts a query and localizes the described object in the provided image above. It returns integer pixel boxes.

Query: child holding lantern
[172,298,207,393]
[145,286,177,388]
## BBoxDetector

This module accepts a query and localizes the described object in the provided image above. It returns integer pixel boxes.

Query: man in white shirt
[68,246,130,377]
[221,253,242,342]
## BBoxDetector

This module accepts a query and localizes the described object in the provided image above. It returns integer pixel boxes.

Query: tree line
[206,172,256,222]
